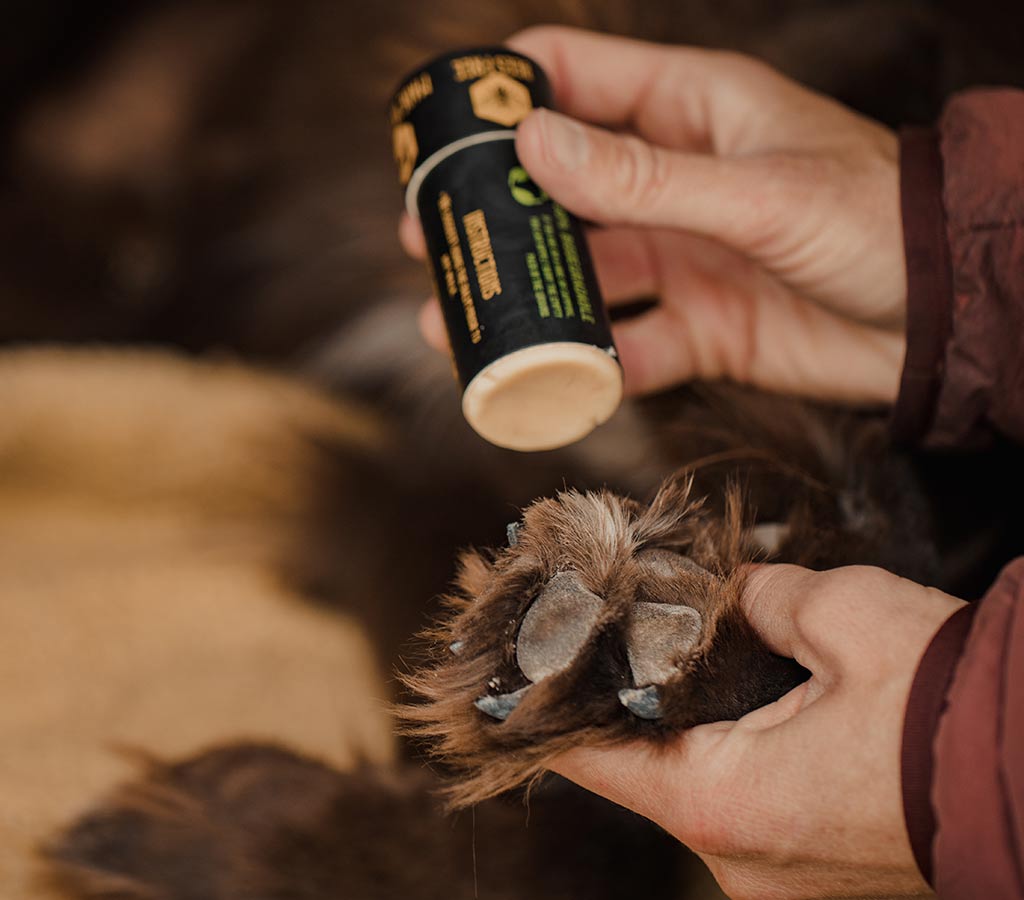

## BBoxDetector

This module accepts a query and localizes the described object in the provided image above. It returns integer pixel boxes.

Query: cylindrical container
[390,47,622,452]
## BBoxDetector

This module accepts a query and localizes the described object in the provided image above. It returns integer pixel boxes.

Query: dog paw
[402,479,808,806]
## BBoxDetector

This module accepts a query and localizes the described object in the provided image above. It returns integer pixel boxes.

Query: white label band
[404,130,517,218]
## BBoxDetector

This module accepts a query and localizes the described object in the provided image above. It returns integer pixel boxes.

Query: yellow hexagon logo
[392,122,418,185]
[469,72,532,127]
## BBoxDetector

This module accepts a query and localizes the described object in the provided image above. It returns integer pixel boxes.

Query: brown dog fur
[45,743,716,900]
[403,480,809,806]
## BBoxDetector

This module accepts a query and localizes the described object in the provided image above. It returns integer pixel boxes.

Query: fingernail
[536,109,590,170]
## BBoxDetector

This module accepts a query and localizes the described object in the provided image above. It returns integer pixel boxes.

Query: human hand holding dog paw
[547,564,963,900]
[406,27,907,405]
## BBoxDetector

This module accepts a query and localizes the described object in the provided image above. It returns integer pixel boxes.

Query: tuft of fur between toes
[401,478,808,808]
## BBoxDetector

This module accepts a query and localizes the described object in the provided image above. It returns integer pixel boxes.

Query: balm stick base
[461,342,623,451]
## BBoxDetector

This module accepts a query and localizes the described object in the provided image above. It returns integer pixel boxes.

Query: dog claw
[506,522,520,547]
[448,640,464,655]
[618,685,663,720]
[474,685,531,721]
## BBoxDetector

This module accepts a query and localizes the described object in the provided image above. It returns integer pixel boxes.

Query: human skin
[404,27,907,404]
[401,27,956,898]
[547,564,961,900]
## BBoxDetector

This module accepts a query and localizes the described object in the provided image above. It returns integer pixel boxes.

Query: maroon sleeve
[892,89,1024,449]
[901,558,1024,898]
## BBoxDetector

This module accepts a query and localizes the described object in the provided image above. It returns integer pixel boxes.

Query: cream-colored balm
[391,48,622,451]
[462,342,622,451]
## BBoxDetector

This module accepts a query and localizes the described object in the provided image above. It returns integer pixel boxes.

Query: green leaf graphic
[508,166,548,207]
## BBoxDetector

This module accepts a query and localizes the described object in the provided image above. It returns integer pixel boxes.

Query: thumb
[516,109,772,251]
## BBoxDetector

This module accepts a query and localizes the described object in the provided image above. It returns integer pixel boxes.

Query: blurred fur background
[1,1,1023,897]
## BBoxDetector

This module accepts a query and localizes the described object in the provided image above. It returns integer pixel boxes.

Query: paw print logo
[469,72,532,127]
[392,122,418,185]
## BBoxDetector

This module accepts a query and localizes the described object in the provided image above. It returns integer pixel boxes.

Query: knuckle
[793,565,889,636]
[711,48,775,84]
[828,564,893,597]
[792,573,846,635]
[610,134,672,212]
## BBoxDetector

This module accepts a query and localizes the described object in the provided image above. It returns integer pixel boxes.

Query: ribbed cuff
[890,127,955,446]
[901,602,978,885]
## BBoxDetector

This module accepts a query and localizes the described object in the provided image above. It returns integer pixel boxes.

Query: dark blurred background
[0,0,1021,644]
[1,0,1022,370]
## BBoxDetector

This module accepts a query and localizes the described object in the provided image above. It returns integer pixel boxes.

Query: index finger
[546,721,733,831]
[505,26,781,154]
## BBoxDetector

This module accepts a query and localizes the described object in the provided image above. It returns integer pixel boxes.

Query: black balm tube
[390,48,622,451]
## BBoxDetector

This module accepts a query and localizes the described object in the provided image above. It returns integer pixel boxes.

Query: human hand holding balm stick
[390,48,623,452]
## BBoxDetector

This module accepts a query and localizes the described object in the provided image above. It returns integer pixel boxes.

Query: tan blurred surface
[0,349,395,898]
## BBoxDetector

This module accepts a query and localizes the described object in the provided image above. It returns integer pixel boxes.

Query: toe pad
[516,572,603,684]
